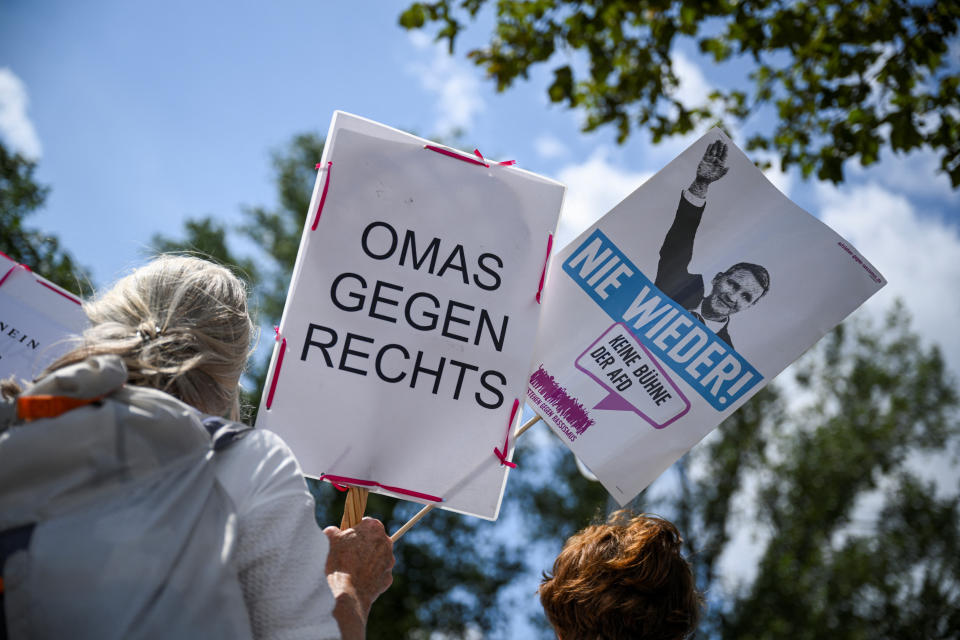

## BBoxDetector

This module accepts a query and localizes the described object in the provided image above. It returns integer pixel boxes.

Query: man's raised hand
[689,139,729,199]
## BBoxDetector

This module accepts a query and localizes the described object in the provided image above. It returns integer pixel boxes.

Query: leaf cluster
[400,0,960,186]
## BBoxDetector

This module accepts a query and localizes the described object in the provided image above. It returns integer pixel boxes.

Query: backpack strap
[201,417,254,452]
[2,356,128,430]
[1,392,252,451]
[1,522,36,640]
[0,523,35,580]
[15,395,104,423]
[0,395,104,431]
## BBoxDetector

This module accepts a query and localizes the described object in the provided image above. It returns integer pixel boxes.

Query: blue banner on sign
[562,229,762,411]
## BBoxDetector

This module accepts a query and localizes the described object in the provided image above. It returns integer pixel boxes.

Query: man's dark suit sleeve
[655,192,706,309]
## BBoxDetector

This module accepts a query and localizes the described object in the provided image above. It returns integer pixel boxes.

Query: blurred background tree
[0,140,90,295]
[399,0,960,187]
[654,306,960,639]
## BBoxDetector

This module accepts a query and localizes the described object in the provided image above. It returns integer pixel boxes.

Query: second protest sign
[257,112,564,519]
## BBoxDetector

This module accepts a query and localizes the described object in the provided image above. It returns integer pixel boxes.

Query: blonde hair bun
[50,255,253,418]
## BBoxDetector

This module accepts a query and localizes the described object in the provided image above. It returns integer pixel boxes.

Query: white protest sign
[0,253,88,383]
[257,112,564,519]
[528,129,886,505]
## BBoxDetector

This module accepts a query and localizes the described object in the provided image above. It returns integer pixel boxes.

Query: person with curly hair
[539,510,702,640]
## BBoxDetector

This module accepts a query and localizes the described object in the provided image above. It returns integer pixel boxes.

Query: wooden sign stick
[340,487,370,529]
[389,414,543,542]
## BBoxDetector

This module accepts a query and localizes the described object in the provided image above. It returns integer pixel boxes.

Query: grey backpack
[0,355,255,640]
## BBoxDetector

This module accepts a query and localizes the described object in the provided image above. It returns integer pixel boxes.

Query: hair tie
[136,324,162,343]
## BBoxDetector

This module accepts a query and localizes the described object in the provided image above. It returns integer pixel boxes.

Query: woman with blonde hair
[0,255,393,640]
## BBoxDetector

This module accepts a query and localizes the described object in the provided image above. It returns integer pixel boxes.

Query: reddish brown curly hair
[539,511,701,640]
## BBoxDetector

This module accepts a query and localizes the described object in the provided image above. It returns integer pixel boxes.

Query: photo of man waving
[655,140,771,349]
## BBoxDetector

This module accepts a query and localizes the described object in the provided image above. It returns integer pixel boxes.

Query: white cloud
[407,34,484,134]
[534,133,569,160]
[0,68,42,159]
[408,30,432,50]
[816,181,960,376]
[848,147,960,203]
[667,51,800,198]
[552,149,652,248]
[671,51,713,108]
[644,51,723,163]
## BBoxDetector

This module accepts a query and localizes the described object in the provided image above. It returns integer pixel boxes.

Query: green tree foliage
[399,0,960,186]
[0,141,90,295]
[635,304,960,639]
[238,133,324,324]
[151,217,258,282]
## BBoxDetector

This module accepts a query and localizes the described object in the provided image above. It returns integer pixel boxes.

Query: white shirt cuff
[682,189,706,208]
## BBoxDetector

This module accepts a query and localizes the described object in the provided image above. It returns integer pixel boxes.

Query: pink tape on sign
[320,476,349,492]
[535,234,554,304]
[424,144,488,167]
[493,398,520,468]
[37,280,82,305]
[0,262,40,293]
[474,148,516,166]
[0,264,23,289]
[1,260,81,305]
[310,162,332,231]
[265,337,287,410]
[318,474,443,503]
[424,145,516,168]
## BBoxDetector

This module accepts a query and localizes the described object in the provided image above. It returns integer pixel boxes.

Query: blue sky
[4,1,957,365]
[3,0,960,625]
[2,0,633,279]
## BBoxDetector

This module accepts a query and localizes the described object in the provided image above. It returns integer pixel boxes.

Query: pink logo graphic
[529,366,595,437]
[575,323,691,430]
